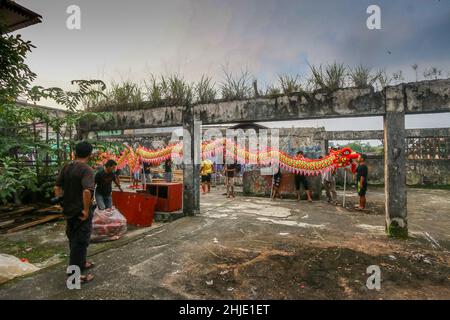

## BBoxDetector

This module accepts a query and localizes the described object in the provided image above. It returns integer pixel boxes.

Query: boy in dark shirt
[95,159,123,210]
[294,151,313,202]
[271,168,282,200]
[356,154,368,210]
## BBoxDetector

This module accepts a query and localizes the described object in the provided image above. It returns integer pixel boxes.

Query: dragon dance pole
[142,161,146,188]
[343,169,347,208]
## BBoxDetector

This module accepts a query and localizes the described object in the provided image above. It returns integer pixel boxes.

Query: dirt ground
[0,186,449,299]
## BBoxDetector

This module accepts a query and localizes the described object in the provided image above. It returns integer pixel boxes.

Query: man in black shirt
[356,154,368,210]
[164,158,172,182]
[143,162,152,184]
[294,151,313,202]
[55,141,96,283]
[95,159,123,210]
[224,162,237,198]
[271,168,282,200]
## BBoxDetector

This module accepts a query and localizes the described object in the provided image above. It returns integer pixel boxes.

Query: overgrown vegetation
[196,75,216,104]
[376,69,392,88]
[162,74,194,106]
[82,61,450,111]
[423,67,443,80]
[349,65,379,88]
[0,26,109,204]
[279,74,302,94]
[392,70,405,85]
[219,67,253,101]
[264,84,281,98]
[309,62,347,91]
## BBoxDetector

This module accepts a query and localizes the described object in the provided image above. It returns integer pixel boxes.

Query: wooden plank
[0,206,35,216]
[0,206,14,212]
[0,220,15,228]
[0,206,36,222]
[35,205,62,214]
[6,214,63,234]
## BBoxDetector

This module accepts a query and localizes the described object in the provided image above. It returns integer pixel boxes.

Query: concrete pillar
[194,121,201,212]
[182,105,195,216]
[384,86,408,238]
[182,105,200,216]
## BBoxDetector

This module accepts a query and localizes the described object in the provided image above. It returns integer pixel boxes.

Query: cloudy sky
[14,0,450,131]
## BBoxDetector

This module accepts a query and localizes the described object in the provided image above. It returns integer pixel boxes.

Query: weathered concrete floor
[1,186,449,299]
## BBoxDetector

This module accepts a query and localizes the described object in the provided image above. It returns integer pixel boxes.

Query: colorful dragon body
[96,138,359,175]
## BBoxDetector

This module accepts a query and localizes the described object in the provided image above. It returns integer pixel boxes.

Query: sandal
[85,261,95,270]
[80,273,94,284]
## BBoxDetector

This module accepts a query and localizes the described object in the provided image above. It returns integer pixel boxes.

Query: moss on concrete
[386,223,408,239]
[0,240,66,264]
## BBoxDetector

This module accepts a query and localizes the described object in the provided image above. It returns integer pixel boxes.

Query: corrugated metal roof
[0,0,42,33]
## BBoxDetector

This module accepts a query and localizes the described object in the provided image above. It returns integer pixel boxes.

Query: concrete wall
[98,133,172,149]
[335,157,450,186]
[243,170,322,199]
[406,160,450,185]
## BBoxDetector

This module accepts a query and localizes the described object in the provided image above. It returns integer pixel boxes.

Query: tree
[392,70,404,85]
[0,25,36,104]
[423,67,442,80]
[411,64,419,82]
[0,26,109,204]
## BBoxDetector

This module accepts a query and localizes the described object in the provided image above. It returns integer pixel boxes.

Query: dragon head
[331,147,360,168]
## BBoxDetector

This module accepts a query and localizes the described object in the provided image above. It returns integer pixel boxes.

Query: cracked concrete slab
[1,185,449,299]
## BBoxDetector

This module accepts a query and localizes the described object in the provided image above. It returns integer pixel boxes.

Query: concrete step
[154,211,184,223]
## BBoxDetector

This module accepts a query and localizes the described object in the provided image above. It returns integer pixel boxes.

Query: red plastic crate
[146,182,182,212]
[112,191,156,227]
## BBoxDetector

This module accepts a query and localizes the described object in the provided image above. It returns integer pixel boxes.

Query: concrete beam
[194,87,384,125]
[404,79,450,114]
[324,128,450,141]
[404,128,450,138]
[324,130,384,141]
[384,86,408,238]
[83,79,450,133]
[84,87,384,132]
[86,106,184,132]
[95,127,450,142]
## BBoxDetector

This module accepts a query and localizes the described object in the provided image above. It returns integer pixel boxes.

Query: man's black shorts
[273,176,281,187]
[358,183,367,196]
[295,174,309,190]
[201,173,211,183]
